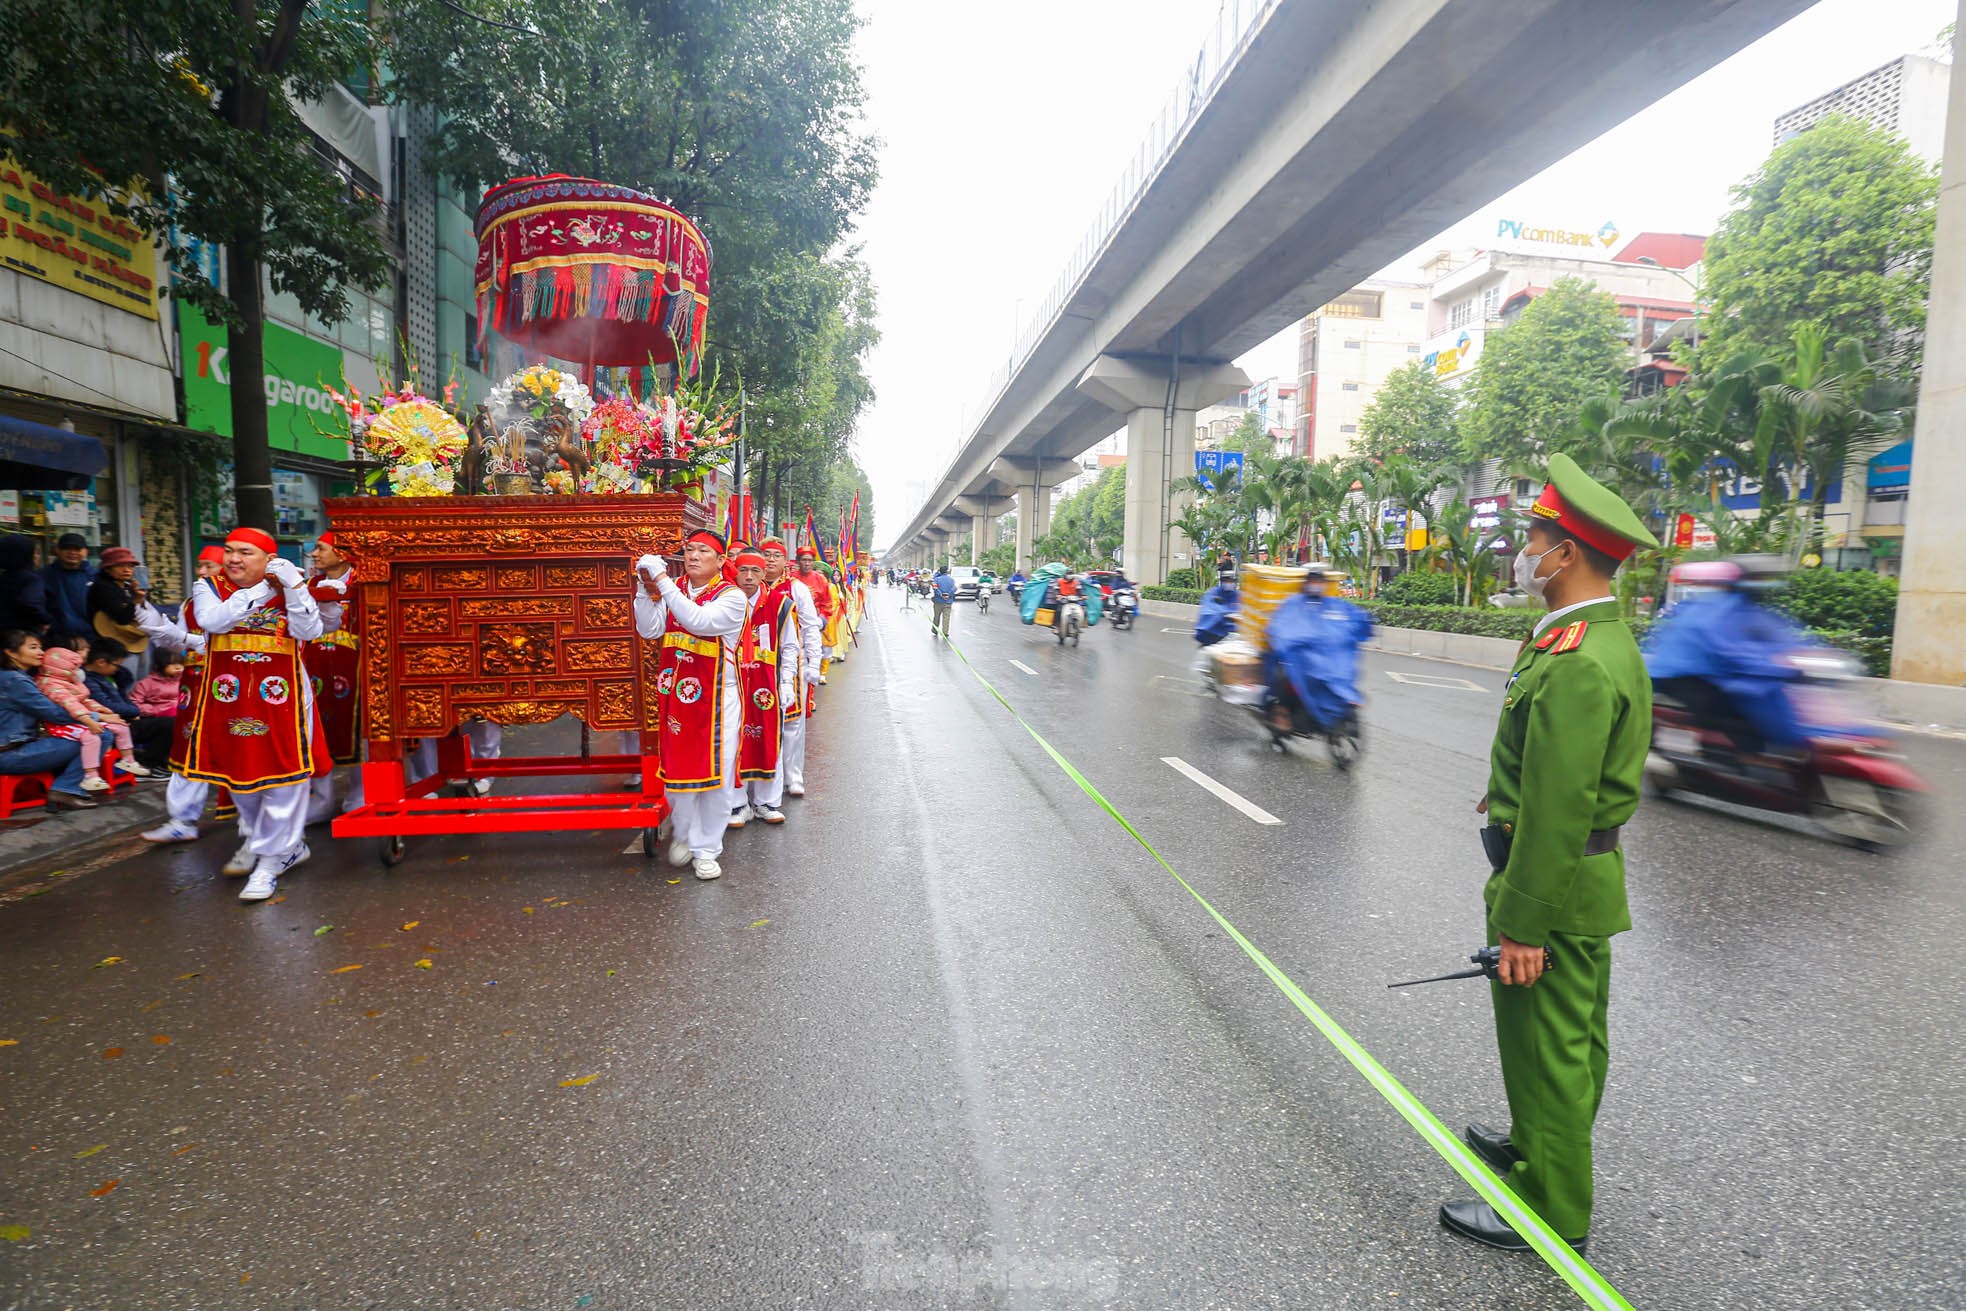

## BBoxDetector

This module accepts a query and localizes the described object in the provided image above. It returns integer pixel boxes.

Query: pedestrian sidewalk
[0,781,169,883]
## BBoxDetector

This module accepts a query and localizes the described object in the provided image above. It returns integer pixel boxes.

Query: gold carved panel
[403,687,446,732]
[495,566,538,590]
[546,564,599,589]
[404,643,474,676]
[400,601,453,635]
[601,561,633,589]
[480,625,557,675]
[396,570,426,592]
[432,567,489,591]
[596,681,636,725]
[584,597,630,630]
[487,700,584,725]
[459,596,573,619]
[564,640,631,674]
[452,682,508,699]
[362,589,395,738]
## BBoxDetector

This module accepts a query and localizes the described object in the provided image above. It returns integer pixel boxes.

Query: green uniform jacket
[1484,598,1651,943]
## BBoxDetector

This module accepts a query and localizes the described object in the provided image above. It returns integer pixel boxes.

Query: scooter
[1107,585,1137,630]
[1646,649,1925,850]
[1257,686,1364,770]
[1054,594,1084,646]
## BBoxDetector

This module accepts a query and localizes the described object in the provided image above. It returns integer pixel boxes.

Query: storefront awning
[0,414,109,477]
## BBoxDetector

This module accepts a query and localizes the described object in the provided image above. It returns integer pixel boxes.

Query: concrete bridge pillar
[991,458,1079,570]
[953,495,1015,564]
[1895,0,1966,684]
[1075,355,1249,585]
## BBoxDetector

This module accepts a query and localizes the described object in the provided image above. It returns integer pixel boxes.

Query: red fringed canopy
[474,175,712,378]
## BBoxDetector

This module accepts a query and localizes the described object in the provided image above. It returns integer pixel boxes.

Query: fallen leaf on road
[140,999,164,1012]
[174,973,202,981]
[173,1143,200,1156]
[748,920,769,929]
[268,895,286,904]
[0,1039,17,1047]
[413,959,433,970]
[93,957,124,968]
[418,944,440,951]
[364,1010,382,1018]
[559,1074,599,1087]
[400,921,420,931]
[89,1179,119,1198]
[74,1144,108,1159]
[521,907,535,915]
[313,925,334,937]
[666,879,680,885]
[151,1035,171,1045]
[101,1047,123,1060]
[606,970,616,977]
[0,1225,28,1241]
[329,965,364,975]
[450,855,469,863]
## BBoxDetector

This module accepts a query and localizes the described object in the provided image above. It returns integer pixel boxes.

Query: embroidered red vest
[736,583,792,781]
[655,579,736,793]
[303,571,361,764]
[180,579,330,792]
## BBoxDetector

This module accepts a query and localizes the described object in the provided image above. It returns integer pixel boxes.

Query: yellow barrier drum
[1234,564,1308,651]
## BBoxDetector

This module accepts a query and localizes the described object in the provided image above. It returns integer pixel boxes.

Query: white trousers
[666,673,740,858]
[235,780,311,859]
[166,772,210,826]
[781,712,807,792]
[745,762,783,810]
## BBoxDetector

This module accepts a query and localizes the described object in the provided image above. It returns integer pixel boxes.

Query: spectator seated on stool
[84,639,174,771]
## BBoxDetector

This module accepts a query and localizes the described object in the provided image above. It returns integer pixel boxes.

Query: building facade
[1294,282,1429,461]
[1773,53,1952,163]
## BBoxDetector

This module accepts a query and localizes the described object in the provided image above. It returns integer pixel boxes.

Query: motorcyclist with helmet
[1262,563,1374,735]
[1644,556,1810,757]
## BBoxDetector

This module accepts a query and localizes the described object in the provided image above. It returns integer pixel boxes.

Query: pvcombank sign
[1494,217,1621,252]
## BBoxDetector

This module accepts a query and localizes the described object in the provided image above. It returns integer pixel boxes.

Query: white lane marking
[1160,756,1283,825]
[1385,670,1488,692]
[621,836,644,855]
[1010,660,1039,676]
[1160,626,1189,634]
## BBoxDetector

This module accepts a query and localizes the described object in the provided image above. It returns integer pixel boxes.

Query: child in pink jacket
[37,645,143,791]
[130,651,186,718]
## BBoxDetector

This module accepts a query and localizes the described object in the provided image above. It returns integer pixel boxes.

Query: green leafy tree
[1698,115,1937,367]
[1358,361,1462,466]
[1219,411,1273,456]
[0,0,398,530]
[1462,278,1629,469]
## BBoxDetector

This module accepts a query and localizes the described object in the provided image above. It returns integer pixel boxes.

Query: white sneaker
[221,844,255,876]
[470,778,493,797]
[667,836,691,868]
[280,842,311,876]
[239,865,278,902]
[115,760,151,777]
[79,775,110,793]
[727,808,748,830]
[787,783,806,798]
[141,820,199,844]
[692,857,722,881]
[624,773,642,788]
[818,674,829,685]
[752,803,785,825]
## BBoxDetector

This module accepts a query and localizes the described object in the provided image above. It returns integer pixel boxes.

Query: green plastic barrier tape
[944,636,1632,1310]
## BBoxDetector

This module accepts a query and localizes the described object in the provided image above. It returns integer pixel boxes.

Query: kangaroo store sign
[178,301,350,462]
[0,159,161,319]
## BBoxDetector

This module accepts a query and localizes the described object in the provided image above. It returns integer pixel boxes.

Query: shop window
[273,469,324,542]
[1449,298,1477,330]
[1343,340,1361,350]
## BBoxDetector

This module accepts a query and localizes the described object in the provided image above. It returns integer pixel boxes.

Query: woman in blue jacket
[0,629,98,810]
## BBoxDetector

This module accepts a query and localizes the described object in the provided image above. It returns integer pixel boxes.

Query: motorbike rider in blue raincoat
[1644,557,1815,752]
[1195,575,1239,646]
[1262,563,1374,734]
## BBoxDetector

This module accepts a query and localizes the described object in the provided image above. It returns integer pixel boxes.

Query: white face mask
[1514,544,1564,599]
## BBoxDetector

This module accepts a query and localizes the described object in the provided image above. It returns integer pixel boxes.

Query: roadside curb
[0,784,170,884]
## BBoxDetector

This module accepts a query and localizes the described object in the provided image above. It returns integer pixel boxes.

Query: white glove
[636,552,668,581]
[779,679,795,704]
[267,558,304,589]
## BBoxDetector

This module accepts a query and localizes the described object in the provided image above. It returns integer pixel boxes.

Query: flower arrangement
[326,379,467,497]
[542,469,577,495]
[488,364,594,427]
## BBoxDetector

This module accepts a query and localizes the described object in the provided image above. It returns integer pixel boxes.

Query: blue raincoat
[1195,584,1239,646]
[1018,565,1103,627]
[1644,590,1828,743]
[1263,593,1374,728]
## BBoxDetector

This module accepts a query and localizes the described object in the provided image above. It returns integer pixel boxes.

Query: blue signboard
[1710,459,1841,512]
[1867,440,1912,493]
[1194,449,1244,489]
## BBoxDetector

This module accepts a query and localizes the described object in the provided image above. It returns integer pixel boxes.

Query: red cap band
[225,527,278,555]
[197,545,225,564]
[733,549,767,568]
[316,531,337,549]
[685,529,727,553]
[759,537,788,554]
[1531,483,1636,562]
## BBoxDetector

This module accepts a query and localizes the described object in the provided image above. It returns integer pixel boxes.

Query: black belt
[1482,822,1622,870]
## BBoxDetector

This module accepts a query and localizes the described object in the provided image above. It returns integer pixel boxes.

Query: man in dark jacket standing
[38,533,94,646]
[0,534,49,634]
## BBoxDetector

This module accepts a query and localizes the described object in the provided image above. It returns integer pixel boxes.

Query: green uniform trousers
[1486,916,1611,1240]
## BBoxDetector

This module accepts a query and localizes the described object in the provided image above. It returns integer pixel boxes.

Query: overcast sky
[848,0,1956,549]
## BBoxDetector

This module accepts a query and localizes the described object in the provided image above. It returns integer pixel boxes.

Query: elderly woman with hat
[86,545,150,658]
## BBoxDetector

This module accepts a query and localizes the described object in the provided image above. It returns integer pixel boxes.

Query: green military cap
[1527,453,1660,561]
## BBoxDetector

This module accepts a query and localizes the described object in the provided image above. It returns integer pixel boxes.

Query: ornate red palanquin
[322,493,709,857]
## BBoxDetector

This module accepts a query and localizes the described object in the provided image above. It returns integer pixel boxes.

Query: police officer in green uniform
[1440,454,1659,1256]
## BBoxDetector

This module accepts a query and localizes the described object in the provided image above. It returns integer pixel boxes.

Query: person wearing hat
[760,537,822,798]
[1441,453,1658,1257]
[38,531,96,647]
[87,545,150,659]
[177,527,330,902]
[634,528,748,881]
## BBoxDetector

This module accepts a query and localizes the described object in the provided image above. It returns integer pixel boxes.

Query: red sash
[737,583,792,781]
[180,580,330,792]
[655,579,735,793]
[304,571,361,764]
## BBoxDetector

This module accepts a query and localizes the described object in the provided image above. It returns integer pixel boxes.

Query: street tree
[1357,362,1462,467]
[0,0,398,530]
[1461,278,1629,471]
[1698,115,1937,368]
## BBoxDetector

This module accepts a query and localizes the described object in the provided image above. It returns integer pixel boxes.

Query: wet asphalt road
[2,588,1963,1311]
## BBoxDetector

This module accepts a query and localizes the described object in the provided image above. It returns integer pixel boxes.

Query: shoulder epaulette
[1549,620,1589,654]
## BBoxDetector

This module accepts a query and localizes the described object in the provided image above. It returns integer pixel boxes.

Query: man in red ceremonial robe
[728,547,790,827]
[141,544,247,849]
[304,531,364,824]
[762,539,823,798]
[182,527,329,902]
[794,546,838,685]
[633,529,747,881]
